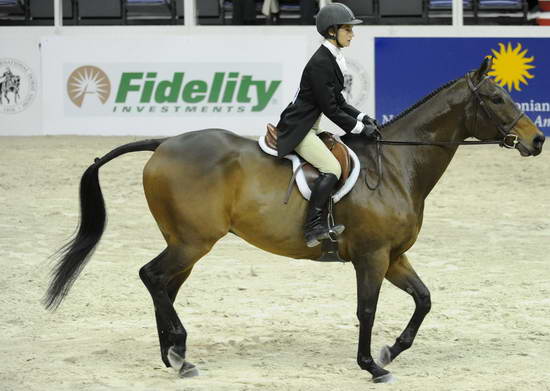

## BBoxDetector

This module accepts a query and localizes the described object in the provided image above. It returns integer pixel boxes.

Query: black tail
[43,138,167,311]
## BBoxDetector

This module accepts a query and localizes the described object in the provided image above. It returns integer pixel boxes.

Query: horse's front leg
[353,250,394,383]
[378,254,431,367]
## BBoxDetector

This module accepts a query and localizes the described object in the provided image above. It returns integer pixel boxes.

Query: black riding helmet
[316,3,362,47]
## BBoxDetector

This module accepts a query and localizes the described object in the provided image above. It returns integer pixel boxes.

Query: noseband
[465,73,524,149]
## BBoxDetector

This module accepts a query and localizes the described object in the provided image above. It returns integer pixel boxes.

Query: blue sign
[375,38,550,135]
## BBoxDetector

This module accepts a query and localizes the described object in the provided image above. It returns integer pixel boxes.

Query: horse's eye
[491,96,504,104]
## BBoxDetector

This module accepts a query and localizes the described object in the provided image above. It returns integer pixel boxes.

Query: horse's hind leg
[140,243,211,377]
[378,254,431,367]
[147,255,193,366]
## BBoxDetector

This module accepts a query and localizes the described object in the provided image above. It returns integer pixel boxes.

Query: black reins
[376,139,502,146]
[365,72,525,191]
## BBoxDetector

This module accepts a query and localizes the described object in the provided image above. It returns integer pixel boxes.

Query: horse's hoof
[373,373,396,384]
[378,345,392,368]
[178,361,199,378]
[167,346,199,378]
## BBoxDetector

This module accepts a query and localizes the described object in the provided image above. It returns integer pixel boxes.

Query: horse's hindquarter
[143,130,239,246]
[142,129,321,259]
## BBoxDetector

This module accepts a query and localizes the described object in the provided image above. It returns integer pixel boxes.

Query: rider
[275,3,380,248]
[0,67,14,84]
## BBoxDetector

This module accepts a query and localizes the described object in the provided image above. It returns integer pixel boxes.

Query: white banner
[41,34,309,136]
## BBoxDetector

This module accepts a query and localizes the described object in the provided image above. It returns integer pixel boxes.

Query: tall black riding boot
[304,173,345,247]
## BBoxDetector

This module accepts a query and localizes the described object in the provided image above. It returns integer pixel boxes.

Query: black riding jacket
[275,44,362,157]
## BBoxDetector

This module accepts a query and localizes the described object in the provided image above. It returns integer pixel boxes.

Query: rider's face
[337,25,354,47]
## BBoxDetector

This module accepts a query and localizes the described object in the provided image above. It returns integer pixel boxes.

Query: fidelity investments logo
[66,64,282,115]
[67,66,111,107]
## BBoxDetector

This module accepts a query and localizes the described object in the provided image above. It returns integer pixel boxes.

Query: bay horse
[44,59,544,383]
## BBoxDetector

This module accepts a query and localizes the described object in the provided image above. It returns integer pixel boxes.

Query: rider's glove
[361,116,381,140]
[361,115,378,127]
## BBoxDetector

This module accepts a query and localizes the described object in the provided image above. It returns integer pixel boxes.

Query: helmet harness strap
[329,25,344,48]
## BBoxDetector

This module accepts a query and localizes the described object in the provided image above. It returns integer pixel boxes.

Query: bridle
[365,72,526,190]
[465,72,524,150]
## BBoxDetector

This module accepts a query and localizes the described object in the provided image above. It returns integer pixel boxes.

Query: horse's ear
[473,57,493,83]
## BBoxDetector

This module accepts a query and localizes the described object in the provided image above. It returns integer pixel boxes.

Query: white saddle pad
[258,136,360,203]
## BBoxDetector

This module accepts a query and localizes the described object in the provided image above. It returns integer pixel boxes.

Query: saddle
[263,123,352,263]
[265,124,351,190]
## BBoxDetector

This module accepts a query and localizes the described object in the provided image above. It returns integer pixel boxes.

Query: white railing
[54,0,61,30]
[453,0,464,27]
[184,0,197,26]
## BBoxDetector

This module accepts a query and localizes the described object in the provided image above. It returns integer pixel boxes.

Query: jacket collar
[320,43,344,84]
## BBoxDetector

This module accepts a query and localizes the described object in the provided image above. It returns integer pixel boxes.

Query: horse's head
[465,58,545,156]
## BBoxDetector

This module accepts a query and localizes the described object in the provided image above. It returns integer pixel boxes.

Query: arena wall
[1,25,549,136]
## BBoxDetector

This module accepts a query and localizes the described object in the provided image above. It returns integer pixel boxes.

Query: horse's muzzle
[533,134,545,156]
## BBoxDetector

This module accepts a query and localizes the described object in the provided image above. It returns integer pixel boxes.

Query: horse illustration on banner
[0,67,21,105]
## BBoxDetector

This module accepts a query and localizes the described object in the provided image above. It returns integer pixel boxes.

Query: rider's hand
[361,117,381,140]
[361,116,379,128]
[361,125,380,140]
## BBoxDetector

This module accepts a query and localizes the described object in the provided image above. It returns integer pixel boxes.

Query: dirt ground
[0,136,549,391]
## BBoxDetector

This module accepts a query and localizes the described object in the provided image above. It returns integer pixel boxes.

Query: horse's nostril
[534,135,545,150]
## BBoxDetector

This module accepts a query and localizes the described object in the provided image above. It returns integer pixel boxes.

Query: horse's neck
[383,81,469,200]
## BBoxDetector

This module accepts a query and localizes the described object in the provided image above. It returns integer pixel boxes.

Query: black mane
[379,77,460,129]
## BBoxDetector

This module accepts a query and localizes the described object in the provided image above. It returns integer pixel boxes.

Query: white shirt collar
[322,40,343,59]
[322,40,347,75]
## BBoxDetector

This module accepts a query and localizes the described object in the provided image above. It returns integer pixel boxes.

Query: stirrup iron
[316,239,346,262]
[316,197,346,262]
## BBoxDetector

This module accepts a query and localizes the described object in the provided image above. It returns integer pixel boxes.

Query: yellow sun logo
[487,42,535,92]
